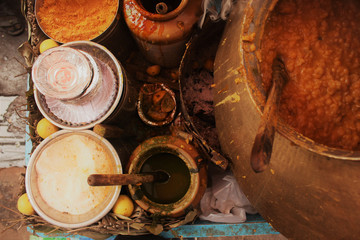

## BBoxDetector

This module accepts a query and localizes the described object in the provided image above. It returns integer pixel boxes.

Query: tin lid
[32,46,93,100]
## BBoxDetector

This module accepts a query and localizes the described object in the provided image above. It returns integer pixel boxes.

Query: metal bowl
[33,41,130,130]
[34,0,119,43]
[25,130,122,228]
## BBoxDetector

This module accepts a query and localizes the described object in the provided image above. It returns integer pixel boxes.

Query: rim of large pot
[242,0,360,160]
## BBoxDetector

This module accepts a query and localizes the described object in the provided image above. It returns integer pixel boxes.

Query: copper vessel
[123,0,203,67]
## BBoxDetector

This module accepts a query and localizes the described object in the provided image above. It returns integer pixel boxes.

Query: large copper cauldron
[213,0,360,239]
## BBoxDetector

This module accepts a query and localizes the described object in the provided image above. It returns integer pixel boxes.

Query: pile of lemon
[17,193,135,217]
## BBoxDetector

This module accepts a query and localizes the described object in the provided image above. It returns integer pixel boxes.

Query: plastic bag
[199,170,257,223]
[199,0,234,28]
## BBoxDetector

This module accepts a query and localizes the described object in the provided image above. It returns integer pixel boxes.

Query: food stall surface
[0,0,31,238]
[0,0,288,239]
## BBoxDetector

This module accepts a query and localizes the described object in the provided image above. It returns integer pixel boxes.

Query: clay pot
[127,135,207,217]
[123,0,203,67]
[213,0,360,239]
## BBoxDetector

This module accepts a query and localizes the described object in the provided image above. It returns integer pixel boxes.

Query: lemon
[36,118,59,139]
[17,193,35,215]
[112,195,134,217]
[39,39,59,53]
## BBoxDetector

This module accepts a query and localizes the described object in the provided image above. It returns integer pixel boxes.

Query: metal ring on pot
[131,0,189,21]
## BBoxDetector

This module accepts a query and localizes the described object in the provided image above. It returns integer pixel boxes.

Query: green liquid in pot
[140,153,191,204]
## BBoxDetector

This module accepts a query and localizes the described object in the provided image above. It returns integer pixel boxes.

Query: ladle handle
[250,57,289,173]
[88,172,168,186]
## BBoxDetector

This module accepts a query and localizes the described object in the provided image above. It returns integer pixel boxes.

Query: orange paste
[260,0,360,150]
[37,0,118,43]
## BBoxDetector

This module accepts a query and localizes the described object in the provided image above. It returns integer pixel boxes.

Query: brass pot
[127,135,207,217]
[213,0,360,239]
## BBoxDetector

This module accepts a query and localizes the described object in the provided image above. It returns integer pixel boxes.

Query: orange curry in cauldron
[260,0,360,150]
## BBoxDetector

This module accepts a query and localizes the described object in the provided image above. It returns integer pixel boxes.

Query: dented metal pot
[213,0,360,239]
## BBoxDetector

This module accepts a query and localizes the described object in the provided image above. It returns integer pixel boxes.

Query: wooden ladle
[88,171,170,186]
[250,56,289,173]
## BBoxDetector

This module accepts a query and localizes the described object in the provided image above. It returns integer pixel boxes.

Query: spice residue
[37,0,118,43]
[138,83,176,126]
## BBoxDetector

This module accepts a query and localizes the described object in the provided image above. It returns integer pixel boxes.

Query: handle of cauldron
[87,171,169,186]
[250,56,289,173]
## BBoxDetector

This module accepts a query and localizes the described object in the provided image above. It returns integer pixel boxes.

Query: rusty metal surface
[213,0,360,239]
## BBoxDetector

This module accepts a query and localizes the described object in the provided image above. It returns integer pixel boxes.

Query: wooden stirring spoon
[88,171,170,186]
[250,56,289,173]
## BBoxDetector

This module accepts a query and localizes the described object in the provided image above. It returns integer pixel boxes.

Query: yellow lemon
[112,195,134,217]
[17,193,35,215]
[39,39,59,53]
[36,118,59,139]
